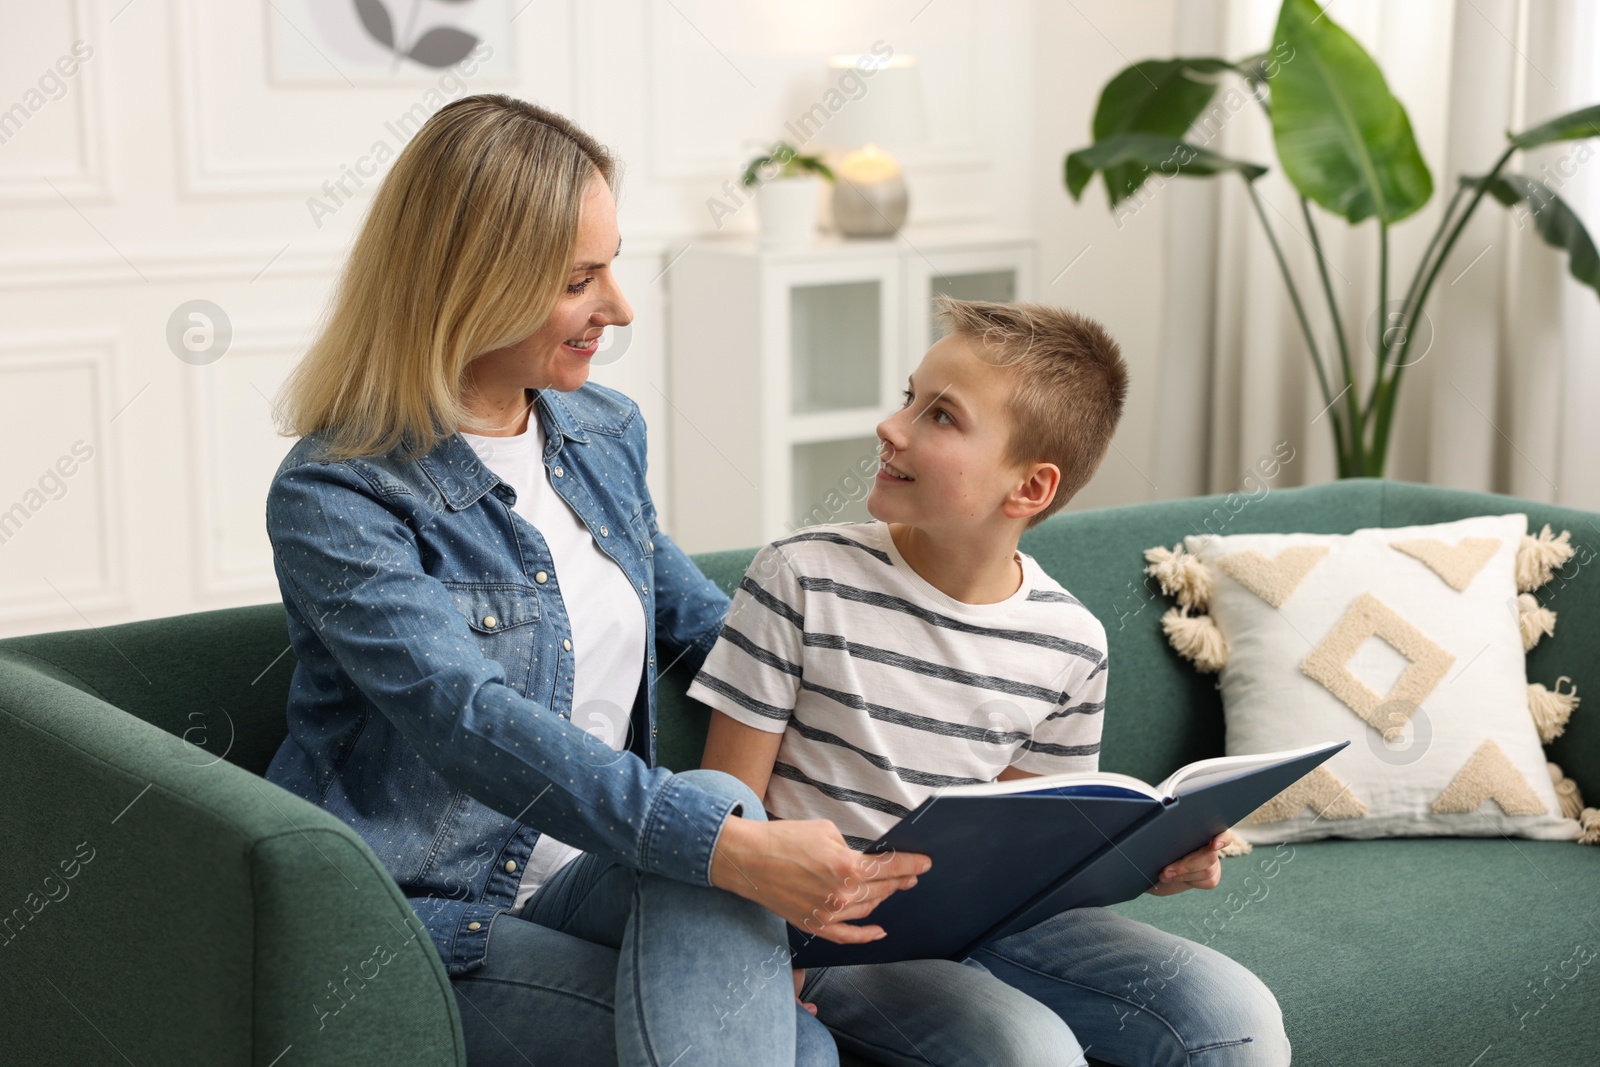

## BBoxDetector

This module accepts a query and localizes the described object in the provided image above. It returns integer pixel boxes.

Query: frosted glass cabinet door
[761,256,901,539]
[790,280,881,414]
[790,435,880,530]
[769,254,901,418]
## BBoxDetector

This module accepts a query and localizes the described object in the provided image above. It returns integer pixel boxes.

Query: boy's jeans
[800,905,1291,1067]
[448,768,838,1066]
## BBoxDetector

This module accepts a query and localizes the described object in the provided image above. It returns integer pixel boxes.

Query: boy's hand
[1145,830,1231,896]
[794,968,816,1016]
[710,815,930,944]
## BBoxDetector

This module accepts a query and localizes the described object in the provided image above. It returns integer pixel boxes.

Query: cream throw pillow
[1142,513,1592,849]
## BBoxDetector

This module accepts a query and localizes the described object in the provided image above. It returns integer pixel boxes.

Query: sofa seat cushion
[1103,837,1598,1064]
[836,836,1596,1066]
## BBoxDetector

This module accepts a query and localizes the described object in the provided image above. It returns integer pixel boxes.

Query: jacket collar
[416,389,589,511]
[534,387,590,447]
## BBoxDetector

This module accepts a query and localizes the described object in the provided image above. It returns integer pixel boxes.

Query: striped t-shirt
[685,520,1108,850]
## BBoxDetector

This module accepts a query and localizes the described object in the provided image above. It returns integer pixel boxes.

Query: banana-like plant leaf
[1465,173,1600,299]
[1082,58,1235,207]
[1511,104,1600,149]
[1234,44,1297,90]
[1270,0,1432,224]
[1065,132,1267,208]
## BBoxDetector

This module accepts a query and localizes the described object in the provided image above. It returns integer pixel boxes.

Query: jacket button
[648,655,654,665]
[504,860,518,873]
[554,467,564,478]
[562,639,572,651]
[535,571,548,584]
[467,921,482,931]
[599,525,608,537]
[482,615,497,629]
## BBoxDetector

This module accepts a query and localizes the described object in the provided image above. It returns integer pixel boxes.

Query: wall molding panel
[0,0,1069,638]
[0,0,112,206]
[0,330,128,625]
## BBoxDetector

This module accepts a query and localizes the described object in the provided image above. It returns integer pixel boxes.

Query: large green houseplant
[1065,0,1600,477]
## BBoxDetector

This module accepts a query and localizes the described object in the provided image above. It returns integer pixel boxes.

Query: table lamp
[823,51,926,237]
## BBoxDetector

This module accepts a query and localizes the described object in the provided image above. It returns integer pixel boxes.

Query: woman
[263,93,926,1066]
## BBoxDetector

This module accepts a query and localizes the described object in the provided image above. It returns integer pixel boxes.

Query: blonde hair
[931,295,1129,531]
[278,94,619,460]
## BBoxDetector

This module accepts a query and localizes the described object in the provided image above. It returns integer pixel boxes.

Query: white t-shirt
[459,406,646,911]
[685,520,1108,850]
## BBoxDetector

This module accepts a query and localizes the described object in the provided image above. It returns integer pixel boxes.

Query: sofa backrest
[662,478,1600,797]
[4,477,1594,797]
[0,603,296,778]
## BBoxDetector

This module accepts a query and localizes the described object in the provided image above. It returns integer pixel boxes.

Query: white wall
[1030,0,1183,513]
[0,0,1180,637]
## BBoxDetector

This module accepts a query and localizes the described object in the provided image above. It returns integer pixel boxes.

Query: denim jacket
[263,383,735,977]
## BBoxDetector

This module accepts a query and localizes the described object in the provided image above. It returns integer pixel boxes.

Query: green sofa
[3,478,1595,1066]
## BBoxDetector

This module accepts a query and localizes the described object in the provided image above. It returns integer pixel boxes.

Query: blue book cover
[789,739,1350,968]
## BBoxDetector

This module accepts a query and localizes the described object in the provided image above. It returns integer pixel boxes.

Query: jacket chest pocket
[630,498,657,559]
[443,582,542,696]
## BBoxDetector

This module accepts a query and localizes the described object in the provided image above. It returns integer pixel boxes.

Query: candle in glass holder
[832,142,908,236]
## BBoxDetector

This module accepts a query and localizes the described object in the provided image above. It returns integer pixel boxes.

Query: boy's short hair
[932,295,1129,531]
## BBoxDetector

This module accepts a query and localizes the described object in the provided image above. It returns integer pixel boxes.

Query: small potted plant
[740,140,835,248]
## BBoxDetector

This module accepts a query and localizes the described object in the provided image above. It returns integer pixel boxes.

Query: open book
[789,739,1350,968]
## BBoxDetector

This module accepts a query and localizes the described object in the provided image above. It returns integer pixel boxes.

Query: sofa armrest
[0,653,465,1066]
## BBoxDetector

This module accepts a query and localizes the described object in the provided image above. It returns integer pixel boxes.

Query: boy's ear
[1004,461,1060,521]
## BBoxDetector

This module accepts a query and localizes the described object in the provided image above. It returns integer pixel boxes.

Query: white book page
[1157,740,1346,798]
[930,740,1343,803]
[931,770,1160,801]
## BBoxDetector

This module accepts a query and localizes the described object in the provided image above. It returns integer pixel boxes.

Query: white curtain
[1152,0,1600,511]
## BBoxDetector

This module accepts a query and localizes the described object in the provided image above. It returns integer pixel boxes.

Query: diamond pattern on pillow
[1299,592,1455,742]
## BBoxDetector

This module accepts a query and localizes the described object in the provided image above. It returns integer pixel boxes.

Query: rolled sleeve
[686,542,805,734]
[267,460,736,887]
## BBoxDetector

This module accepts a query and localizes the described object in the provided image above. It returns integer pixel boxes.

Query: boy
[688,297,1290,1066]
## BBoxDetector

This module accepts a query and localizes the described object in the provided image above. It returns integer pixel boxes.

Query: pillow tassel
[1547,761,1585,820]
[1143,544,1215,612]
[1160,606,1228,673]
[1218,834,1253,856]
[1578,808,1600,846]
[1516,524,1575,592]
[1528,676,1580,743]
[1516,592,1557,651]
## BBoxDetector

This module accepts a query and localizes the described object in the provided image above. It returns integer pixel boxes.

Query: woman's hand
[1145,830,1230,896]
[710,815,930,944]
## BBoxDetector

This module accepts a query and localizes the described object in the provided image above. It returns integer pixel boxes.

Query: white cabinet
[665,226,1036,554]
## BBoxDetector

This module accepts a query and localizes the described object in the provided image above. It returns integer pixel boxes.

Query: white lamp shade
[819,53,926,153]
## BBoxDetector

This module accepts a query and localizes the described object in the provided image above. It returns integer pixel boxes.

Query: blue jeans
[800,906,1290,1066]
[448,768,837,1066]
